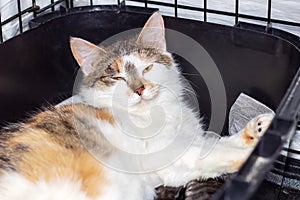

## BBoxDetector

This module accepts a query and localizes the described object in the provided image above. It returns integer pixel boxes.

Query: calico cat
[0,12,273,200]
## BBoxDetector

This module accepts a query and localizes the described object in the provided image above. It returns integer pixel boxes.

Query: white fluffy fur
[0,173,91,200]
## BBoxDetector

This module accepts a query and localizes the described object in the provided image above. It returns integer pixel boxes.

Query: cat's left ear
[137,12,166,51]
[70,37,106,75]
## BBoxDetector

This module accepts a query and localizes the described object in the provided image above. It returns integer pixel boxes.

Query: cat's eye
[112,77,126,81]
[143,64,153,74]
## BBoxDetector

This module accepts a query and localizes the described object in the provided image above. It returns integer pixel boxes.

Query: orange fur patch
[242,126,255,145]
[60,104,75,112]
[3,104,116,198]
[11,130,107,198]
[112,57,124,73]
[62,104,115,125]
[229,160,244,172]
[96,109,115,124]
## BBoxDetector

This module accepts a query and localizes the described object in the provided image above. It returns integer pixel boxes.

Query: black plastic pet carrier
[0,0,300,200]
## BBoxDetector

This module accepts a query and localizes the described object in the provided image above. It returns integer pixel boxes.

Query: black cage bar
[1,0,300,43]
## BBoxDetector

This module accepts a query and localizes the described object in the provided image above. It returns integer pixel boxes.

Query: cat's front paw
[242,113,274,146]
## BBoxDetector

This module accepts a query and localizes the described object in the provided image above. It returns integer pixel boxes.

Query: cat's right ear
[137,12,166,51]
[70,37,106,75]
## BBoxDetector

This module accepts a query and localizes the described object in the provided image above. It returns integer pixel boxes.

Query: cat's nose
[135,85,145,96]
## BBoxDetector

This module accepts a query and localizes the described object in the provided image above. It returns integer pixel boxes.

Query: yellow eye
[143,64,153,74]
[112,77,125,81]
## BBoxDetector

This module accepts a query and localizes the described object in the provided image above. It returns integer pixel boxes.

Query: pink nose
[135,86,145,96]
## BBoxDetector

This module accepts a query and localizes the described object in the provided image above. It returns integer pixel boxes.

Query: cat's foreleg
[157,113,274,186]
[195,113,274,176]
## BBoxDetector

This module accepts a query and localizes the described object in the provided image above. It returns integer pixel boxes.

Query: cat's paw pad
[254,113,274,137]
[243,113,274,146]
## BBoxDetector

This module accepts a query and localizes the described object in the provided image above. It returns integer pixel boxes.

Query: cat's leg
[194,113,275,176]
[157,113,274,186]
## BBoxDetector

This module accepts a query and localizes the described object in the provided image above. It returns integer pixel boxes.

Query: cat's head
[70,12,181,109]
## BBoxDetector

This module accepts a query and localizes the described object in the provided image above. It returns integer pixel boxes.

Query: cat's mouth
[128,86,160,106]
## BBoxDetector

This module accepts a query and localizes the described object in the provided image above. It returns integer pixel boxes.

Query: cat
[0,12,274,200]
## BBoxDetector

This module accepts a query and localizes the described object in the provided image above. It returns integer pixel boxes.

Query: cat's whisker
[183,86,197,93]
[181,72,201,77]
[183,79,202,93]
